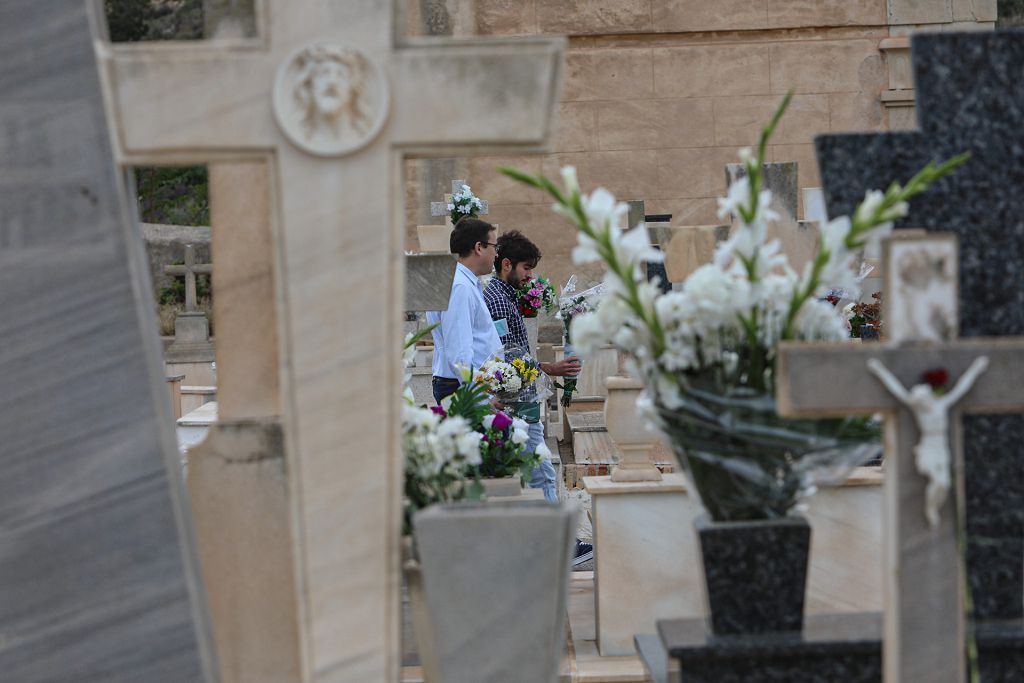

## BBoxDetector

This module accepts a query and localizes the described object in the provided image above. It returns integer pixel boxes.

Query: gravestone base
[655,613,883,683]
[166,312,215,363]
[584,474,704,656]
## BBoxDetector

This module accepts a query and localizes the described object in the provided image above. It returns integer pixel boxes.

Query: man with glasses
[426,218,502,404]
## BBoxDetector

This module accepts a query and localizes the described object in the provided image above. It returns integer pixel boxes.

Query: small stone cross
[430,179,489,226]
[776,233,1024,682]
[163,244,212,312]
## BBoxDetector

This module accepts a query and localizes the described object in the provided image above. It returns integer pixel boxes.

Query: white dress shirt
[427,262,502,380]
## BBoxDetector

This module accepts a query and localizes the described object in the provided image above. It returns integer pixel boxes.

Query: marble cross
[430,178,489,226]
[816,31,1024,621]
[776,233,1024,683]
[93,2,564,679]
[164,244,213,312]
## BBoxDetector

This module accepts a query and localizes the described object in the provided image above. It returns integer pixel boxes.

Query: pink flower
[491,411,513,430]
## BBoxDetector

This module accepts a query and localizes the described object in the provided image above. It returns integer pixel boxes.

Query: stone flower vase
[480,475,523,497]
[694,514,811,635]
[410,501,578,683]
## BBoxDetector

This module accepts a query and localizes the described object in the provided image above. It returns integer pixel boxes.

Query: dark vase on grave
[695,514,811,635]
[652,370,879,635]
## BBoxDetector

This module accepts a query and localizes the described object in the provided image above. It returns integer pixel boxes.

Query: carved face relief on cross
[274,43,386,156]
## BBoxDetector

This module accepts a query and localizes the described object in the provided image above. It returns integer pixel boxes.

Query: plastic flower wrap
[500,93,968,521]
[516,275,557,318]
[556,275,605,406]
[447,184,484,225]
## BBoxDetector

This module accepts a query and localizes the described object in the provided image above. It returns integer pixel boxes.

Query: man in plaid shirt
[484,230,592,566]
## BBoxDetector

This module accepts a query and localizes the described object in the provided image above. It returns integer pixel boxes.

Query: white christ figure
[866,356,990,528]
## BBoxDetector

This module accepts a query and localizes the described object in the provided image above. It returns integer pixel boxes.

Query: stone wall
[404,0,994,290]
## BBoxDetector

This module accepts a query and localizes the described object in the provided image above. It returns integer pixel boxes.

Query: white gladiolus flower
[569,312,607,356]
[738,147,755,165]
[482,414,496,430]
[816,217,860,293]
[447,203,454,211]
[572,232,603,264]
[511,428,528,445]
[717,175,750,219]
[618,223,664,267]
[561,166,579,195]
[793,298,850,342]
[582,187,628,235]
[512,417,528,432]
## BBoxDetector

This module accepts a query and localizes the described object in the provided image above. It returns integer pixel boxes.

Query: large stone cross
[164,244,212,312]
[776,234,1024,682]
[816,31,1024,620]
[93,3,564,680]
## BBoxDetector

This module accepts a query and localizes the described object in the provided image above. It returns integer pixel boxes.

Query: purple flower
[495,370,504,381]
[430,405,447,417]
[493,438,503,447]
[491,411,513,430]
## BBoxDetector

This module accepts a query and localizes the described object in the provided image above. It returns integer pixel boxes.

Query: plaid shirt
[483,277,531,353]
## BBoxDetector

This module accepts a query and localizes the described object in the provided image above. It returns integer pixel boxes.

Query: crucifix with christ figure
[776,233,1024,683]
[93,2,564,679]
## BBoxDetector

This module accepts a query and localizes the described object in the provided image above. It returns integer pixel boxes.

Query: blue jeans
[526,421,558,503]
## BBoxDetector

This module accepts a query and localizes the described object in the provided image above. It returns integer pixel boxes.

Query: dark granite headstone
[0,3,216,680]
[816,31,1024,622]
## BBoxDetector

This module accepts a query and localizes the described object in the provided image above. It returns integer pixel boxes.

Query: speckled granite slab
[816,31,1024,623]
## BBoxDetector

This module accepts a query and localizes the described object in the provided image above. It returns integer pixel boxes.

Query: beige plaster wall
[404,0,990,290]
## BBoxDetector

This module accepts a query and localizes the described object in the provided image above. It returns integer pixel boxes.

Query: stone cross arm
[775,339,1024,419]
[100,38,564,159]
[163,243,212,312]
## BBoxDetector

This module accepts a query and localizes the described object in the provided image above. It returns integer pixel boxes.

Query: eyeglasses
[481,242,498,249]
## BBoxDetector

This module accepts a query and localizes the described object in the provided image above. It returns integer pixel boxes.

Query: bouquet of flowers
[516,276,557,318]
[474,347,552,404]
[556,275,604,406]
[437,368,543,483]
[844,291,883,339]
[500,93,967,521]
[447,184,485,225]
[477,410,543,480]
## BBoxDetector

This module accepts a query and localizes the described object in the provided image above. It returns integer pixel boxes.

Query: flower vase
[695,514,811,635]
[481,475,523,497]
[412,502,578,682]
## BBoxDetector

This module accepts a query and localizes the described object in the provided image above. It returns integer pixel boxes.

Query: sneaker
[572,541,594,568]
